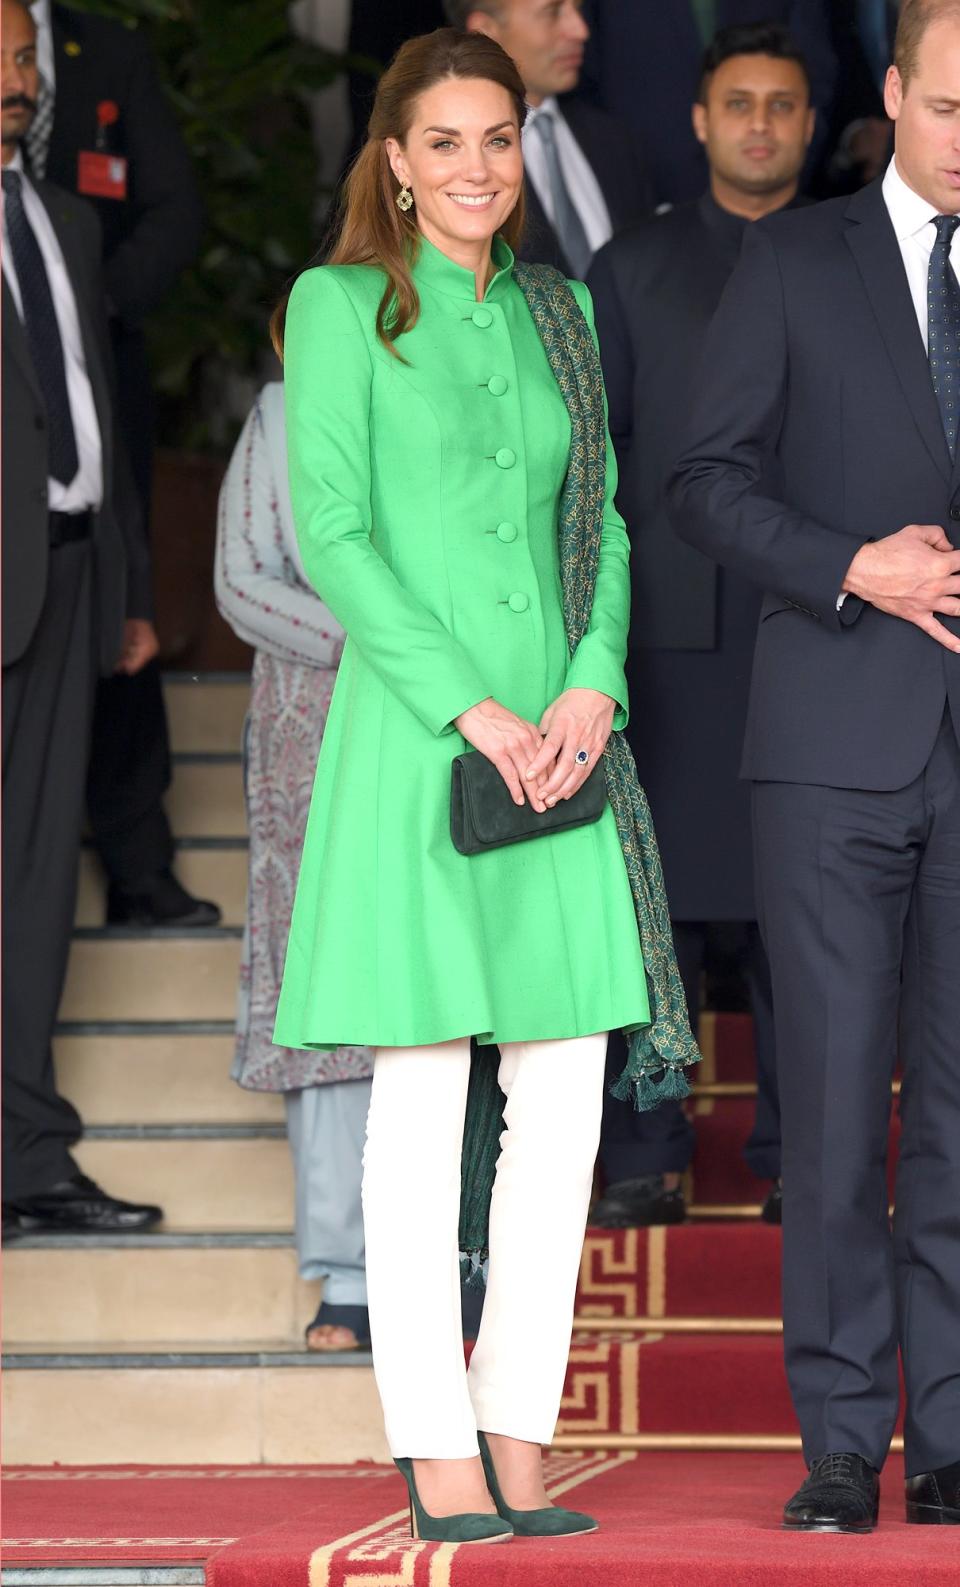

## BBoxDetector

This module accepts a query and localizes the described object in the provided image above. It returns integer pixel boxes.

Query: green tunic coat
[273,235,649,1052]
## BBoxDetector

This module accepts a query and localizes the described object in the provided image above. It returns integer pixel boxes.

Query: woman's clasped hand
[455,687,616,810]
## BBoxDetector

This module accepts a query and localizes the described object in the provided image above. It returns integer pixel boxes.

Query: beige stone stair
[54,1027,282,1126]
[3,1236,313,1347]
[60,931,241,1022]
[76,843,248,928]
[70,1129,293,1232]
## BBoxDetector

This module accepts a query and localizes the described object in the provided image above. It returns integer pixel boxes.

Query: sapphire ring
[575,749,590,766]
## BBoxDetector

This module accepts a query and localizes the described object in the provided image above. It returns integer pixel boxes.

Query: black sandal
[304,1300,370,1352]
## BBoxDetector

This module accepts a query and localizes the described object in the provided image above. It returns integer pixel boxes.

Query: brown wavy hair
[270,28,527,358]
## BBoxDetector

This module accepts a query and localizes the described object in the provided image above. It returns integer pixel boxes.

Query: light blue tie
[531,109,593,281]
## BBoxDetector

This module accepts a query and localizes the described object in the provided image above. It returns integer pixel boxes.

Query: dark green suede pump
[477,1433,599,1537]
[393,1458,514,1544]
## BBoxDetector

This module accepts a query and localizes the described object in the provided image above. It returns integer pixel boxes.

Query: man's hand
[454,697,547,810]
[116,619,160,675]
[842,524,960,653]
[525,688,616,806]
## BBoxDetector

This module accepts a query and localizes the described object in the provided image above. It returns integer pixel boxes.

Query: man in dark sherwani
[586,22,815,1230]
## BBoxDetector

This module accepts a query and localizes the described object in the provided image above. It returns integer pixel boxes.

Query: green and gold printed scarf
[459,263,702,1274]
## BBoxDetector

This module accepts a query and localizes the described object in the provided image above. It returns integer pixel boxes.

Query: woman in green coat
[274,29,659,1544]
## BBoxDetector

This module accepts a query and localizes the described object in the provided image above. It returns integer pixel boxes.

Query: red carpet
[6,1455,952,1585]
[578,1224,782,1319]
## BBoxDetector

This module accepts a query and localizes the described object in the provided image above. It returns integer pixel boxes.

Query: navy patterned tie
[927,213,960,460]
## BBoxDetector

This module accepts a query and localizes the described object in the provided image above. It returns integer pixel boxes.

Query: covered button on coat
[274,236,648,1052]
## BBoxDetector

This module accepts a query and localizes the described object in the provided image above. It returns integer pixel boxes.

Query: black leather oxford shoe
[107,867,221,929]
[783,1453,880,1533]
[906,1459,960,1524]
[591,1174,686,1228]
[4,1173,162,1236]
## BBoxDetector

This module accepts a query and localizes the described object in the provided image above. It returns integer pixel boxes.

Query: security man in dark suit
[2,0,161,1233]
[27,0,217,929]
[580,0,837,205]
[586,23,816,1233]
[670,0,959,1535]
[444,0,652,277]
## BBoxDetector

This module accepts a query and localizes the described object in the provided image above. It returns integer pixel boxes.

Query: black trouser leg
[86,661,173,886]
[894,718,960,1476]
[743,923,781,1181]
[2,544,96,1199]
[599,923,700,1182]
[753,756,939,1471]
[86,325,173,891]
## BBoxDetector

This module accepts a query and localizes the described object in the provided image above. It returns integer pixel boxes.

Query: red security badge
[77,150,127,199]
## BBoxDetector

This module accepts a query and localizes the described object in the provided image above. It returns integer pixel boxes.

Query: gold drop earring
[396,181,414,212]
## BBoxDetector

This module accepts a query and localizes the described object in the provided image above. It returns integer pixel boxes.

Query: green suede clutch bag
[450,749,607,855]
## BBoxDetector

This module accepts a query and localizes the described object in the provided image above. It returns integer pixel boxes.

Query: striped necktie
[530,109,592,281]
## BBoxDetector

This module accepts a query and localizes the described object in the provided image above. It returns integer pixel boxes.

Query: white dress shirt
[522,97,613,257]
[882,155,960,350]
[1,148,103,511]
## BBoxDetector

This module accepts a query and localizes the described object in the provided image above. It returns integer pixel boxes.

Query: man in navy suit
[445,0,652,276]
[670,0,959,1535]
[580,0,837,203]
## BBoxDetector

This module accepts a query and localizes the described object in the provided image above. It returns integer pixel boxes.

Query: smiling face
[887,14,960,211]
[385,75,523,266]
[693,53,814,202]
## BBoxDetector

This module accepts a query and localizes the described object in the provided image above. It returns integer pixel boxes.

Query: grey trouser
[284,1077,372,1305]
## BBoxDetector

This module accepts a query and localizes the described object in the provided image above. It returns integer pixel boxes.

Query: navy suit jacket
[580,0,838,204]
[668,179,960,789]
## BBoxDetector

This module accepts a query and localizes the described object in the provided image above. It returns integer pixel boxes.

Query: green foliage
[62,1,365,450]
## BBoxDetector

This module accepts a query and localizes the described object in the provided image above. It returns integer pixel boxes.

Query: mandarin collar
[412,232,515,303]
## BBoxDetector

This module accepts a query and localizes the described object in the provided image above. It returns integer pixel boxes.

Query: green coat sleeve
[561,279,631,731]
[283,267,490,737]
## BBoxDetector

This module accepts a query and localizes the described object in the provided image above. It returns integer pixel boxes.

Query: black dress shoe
[107,867,222,928]
[783,1453,880,1533]
[4,1173,162,1234]
[761,1180,783,1225]
[591,1174,686,1228]
[906,1458,960,1524]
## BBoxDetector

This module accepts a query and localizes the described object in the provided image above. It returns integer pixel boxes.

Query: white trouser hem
[363,1032,607,1458]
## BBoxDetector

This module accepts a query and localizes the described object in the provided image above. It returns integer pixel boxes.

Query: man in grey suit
[2,0,161,1234]
[670,0,959,1535]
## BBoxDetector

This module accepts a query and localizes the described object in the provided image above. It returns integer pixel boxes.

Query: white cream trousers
[362,1032,608,1458]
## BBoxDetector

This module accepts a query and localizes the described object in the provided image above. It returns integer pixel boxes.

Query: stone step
[76,843,248,929]
[3,1235,313,1348]
[60,932,241,1023]
[3,1333,835,1465]
[165,758,245,838]
[53,1025,282,1126]
[2,1351,387,1466]
[163,672,249,756]
[70,1127,292,1232]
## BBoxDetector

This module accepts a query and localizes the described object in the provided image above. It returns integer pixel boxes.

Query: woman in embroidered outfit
[214,384,373,1353]
[272,29,697,1543]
